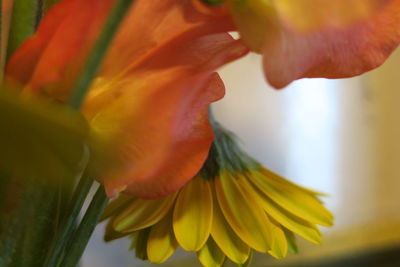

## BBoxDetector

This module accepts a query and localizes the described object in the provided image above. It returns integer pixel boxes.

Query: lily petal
[90,34,247,198]
[7,0,249,198]
[6,0,234,98]
[229,0,400,88]
[7,0,115,98]
[264,0,400,88]
[274,0,385,32]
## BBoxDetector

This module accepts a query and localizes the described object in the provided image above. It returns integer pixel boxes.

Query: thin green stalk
[68,0,135,109]
[6,0,40,61]
[43,175,93,267]
[60,185,109,267]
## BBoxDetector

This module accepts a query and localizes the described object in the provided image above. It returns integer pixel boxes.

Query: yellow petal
[133,228,151,260]
[211,189,250,264]
[101,194,133,221]
[197,238,226,267]
[147,211,177,263]
[113,193,177,232]
[104,220,130,242]
[129,232,139,250]
[255,191,322,244]
[238,251,253,267]
[261,168,328,197]
[173,177,213,251]
[283,229,298,254]
[215,171,272,252]
[249,169,333,227]
[267,218,287,259]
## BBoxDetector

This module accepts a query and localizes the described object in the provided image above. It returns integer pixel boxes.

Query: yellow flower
[102,123,333,266]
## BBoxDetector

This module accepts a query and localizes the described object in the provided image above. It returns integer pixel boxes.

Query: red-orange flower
[197,0,400,88]
[6,0,248,198]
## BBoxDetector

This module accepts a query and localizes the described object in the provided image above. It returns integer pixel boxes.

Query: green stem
[20,183,58,267]
[68,0,135,109]
[0,179,37,266]
[0,171,11,231]
[43,176,93,267]
[6,0,40,61]
[60,185,109,267]
[45,0,135,265]
[0,0,3,83]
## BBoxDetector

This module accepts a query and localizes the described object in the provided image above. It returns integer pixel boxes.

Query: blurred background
[82,49,400,267]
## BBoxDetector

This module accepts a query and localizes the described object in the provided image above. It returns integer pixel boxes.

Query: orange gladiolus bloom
[6,0,248,198]
[197,0,400,88]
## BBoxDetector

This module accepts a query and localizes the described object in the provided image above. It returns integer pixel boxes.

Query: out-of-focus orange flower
[6,0,248,198]
[196,0,400,88]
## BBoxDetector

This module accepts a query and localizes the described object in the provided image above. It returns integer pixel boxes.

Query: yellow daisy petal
[129,232,138,250]
[267,218,288,259]
[238,251,253,267]
[283,229,298,254]
[261,168,328,197]
[215,171,272,252]
[173,177,213,251]
[147,211,177,263]
[198,238,226,267]
[255,191,322,244]
[101,194,133,221]
[211,189,250,264]
[133,228,151,260]
[249,169,333,226]
[113,193,177,232]
[104,219,130,242]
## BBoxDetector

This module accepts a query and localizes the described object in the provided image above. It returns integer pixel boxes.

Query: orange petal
[262,0,400,88]
[86,32,247,198]
[6,0,248,199]
[101,0,235,77]
[6,0,115,98]
[6,0,234,98]
[274,0,385,32]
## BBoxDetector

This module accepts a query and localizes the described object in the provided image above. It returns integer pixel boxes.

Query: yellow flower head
[102,122,333,266]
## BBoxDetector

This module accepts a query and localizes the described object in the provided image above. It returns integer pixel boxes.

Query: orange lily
[6,0,248,198]
[197,0,400,88]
